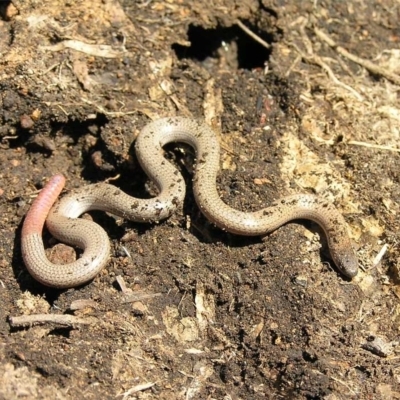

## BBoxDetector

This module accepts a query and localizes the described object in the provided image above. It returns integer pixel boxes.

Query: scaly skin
[21,117,358,288]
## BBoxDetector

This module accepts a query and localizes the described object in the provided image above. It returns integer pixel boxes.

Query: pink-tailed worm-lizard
[21,117,358,288]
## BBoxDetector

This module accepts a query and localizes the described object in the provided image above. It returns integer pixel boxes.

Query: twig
[81,97,137,117]
[40,40,126,59]
[330,375,357,396]
[117,382,156,398]
[291,42,363,101]
[314,27,400,86]
[69,299,98,311]
[310,55,363,101]
[348,140,400,153]
[9,314,96,328]
[116,275,132,294]
[292,23,364,101]
[121,291,162,304]
[236,19,271,49]
[372,244,388,267]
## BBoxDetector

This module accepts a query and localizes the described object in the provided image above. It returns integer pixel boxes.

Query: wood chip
[9,314,96,328]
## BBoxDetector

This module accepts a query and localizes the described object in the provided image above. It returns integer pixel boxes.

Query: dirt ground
[1,0,400,399]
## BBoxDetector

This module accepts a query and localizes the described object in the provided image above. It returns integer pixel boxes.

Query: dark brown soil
[1,1,400,399]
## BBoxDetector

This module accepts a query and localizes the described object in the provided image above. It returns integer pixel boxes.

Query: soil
[1,0,400,399]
